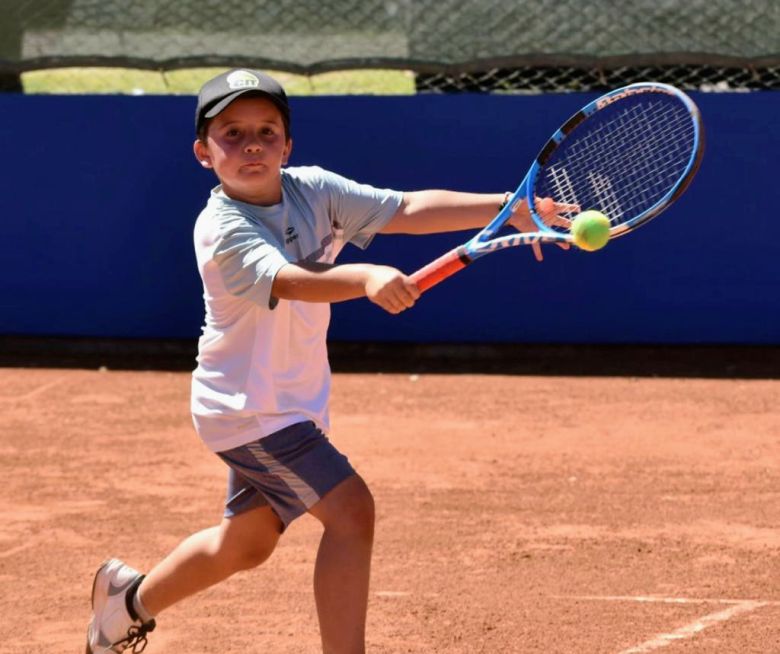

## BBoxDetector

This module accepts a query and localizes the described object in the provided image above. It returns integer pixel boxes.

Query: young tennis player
[85,68,568,654]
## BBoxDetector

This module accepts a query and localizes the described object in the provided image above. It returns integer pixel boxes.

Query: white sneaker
[85,559,156,653]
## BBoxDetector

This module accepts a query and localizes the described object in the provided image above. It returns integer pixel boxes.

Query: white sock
[133,586,155,624]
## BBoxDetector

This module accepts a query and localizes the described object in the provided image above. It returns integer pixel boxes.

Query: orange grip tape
[410,247,471,293]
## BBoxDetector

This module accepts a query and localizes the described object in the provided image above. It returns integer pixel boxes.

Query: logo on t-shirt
[285,226,299,245]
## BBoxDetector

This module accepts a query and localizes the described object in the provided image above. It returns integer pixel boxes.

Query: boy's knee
[334,480,375,538]
[217,511,281,572]
[316,476,375,539]
[348,485,375,525]
[229,538,276,571]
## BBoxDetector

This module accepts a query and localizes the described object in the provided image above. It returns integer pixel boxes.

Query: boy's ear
[193,139,212,169]
[282,138,293,166]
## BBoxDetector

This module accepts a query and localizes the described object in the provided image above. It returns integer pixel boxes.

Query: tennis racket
[411,82,704,292]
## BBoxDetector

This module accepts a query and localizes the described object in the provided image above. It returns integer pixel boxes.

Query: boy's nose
[245,140,263,152]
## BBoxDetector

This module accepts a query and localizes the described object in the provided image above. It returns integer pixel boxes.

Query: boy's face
[193,96,292,205]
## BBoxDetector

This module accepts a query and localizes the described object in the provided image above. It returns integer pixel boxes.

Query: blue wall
[1,92,778,344]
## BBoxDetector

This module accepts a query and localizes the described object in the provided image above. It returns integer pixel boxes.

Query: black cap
[195,69,290,135]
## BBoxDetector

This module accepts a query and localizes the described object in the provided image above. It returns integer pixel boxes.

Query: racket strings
[603,103,694,208]
[561,103,692,220]
[566,105,693,220]
[538,97,696,228]
[573,102,695,194]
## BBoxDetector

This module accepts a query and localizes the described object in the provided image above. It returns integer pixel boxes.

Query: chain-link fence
[415,65,780,93]
[1,0,778,94]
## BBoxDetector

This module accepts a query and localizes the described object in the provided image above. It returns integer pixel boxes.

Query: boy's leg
[138,503,282,616]
[308,474,375,654]
[86,506,280,653]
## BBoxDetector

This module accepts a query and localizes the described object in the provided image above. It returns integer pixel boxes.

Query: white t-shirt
[191,165,404,452]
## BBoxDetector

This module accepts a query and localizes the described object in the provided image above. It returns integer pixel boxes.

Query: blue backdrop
[1,91,778,344]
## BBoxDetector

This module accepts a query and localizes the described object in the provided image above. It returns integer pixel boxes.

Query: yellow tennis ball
[570,211,611,251]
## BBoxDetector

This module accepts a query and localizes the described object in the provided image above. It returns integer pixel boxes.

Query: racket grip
[410,247,472,293]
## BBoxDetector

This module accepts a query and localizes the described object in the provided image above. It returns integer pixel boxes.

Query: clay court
[0,345,777,653]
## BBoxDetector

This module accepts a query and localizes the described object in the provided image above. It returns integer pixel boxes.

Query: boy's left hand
[508,197,579,262]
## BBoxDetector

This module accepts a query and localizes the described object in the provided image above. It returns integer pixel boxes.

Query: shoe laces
[116,619,156,653]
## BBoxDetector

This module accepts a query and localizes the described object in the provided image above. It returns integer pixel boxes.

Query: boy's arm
[380,190,570,261]
[380,191,505,235]
[272,261,420,314]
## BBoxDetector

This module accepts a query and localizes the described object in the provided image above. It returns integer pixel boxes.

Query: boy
[85,68,566,654]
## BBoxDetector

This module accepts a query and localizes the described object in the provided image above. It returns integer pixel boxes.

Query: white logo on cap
[226,70,260,90]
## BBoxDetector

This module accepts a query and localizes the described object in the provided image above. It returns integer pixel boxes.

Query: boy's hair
[195,69,291,141]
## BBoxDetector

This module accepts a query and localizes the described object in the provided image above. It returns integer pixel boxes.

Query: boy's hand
[364,265,421,314]
[508,197,579,262]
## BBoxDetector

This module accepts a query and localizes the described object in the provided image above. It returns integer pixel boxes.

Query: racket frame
[411,83,704,292]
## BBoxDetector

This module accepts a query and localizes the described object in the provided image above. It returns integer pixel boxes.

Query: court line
[617,601,766,654]
[0,377,67,402]
[0,542,35,559]
[559,594,780,605]
[555,595,776,653]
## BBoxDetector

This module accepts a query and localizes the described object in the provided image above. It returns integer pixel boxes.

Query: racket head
[526,83,704,238]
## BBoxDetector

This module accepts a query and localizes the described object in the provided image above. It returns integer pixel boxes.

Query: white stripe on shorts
[245,441,322,509]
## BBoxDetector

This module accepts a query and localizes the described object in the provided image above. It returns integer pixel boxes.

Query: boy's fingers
[381,299,400,314]
[536,197,555,216]
[381,290,410,314]
[396,289,416,309]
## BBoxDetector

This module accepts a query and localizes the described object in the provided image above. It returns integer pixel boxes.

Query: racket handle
[410,246,472,293]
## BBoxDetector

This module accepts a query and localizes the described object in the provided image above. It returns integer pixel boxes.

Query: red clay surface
[0,367,778,653]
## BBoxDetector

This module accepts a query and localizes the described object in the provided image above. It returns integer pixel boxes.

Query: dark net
[0,0,778,93]
[415,65,780,93]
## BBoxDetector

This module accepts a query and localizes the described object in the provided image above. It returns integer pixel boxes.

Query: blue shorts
[216,421,356,529]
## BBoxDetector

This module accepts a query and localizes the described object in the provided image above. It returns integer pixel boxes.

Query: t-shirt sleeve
[212,216,292,310]
[319,169,404,249]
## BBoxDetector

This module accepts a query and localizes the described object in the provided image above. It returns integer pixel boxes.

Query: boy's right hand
[364,265,421,314]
